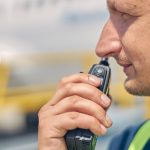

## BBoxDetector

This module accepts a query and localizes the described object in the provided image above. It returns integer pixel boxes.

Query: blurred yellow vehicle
[0,51,99,112]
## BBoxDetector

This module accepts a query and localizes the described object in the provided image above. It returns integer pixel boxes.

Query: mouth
[117,62,133,75]
[123,64,132,73]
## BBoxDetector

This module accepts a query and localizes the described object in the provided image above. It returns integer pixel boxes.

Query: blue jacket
[108,120,150,150]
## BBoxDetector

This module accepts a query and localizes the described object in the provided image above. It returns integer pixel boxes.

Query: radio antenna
[99,57,109,66]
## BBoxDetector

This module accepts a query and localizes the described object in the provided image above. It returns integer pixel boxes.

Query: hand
[38,73,112,150]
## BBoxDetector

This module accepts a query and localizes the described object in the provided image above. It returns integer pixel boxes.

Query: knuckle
[64,83,73,92]
[70,95,80,105]
[68,112,79,120]
[38,105,54,119]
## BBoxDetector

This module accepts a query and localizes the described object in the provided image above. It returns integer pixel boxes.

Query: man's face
[96,0,150,96]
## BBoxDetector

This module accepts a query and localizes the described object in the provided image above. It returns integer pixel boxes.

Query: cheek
[121,32,139,62]
[121,20,150,65]
[123,31,150,82]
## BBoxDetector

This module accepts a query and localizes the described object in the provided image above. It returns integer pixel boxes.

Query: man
[38,0,150,149]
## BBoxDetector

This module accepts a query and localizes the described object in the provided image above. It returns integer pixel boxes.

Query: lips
[117,62,133,75]
[117,62,132,68]
[123,64,132,73]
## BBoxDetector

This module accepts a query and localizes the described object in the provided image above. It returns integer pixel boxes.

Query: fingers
[60,112,107,136]
[39,112,108,137]
[58,73,101,87]
[49,83,111,109]
[50,96,112,128]
[48,73,101,105]
[38,73,112,149]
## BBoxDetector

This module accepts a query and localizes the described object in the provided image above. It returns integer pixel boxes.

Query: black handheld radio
[65,58,111,150]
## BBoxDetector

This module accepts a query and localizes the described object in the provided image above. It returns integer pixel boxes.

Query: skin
[96,0,150,96]
[38,0,150,149]
[38,74,112,150]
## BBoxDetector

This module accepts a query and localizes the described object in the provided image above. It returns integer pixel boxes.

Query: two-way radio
[65,58,111,150]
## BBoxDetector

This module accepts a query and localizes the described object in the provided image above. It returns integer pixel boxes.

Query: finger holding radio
[38,111,107,140]
[47,96,112,128]
[49,73,102,105]
[38,107,108,150]
[58,73,102,88]
[49,82,111,109]
[40,96,112,128]
[38,73,111,150]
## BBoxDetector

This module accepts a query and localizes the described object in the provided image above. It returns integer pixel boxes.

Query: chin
[124,78,150,96]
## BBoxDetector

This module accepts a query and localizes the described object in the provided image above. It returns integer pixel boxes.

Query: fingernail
[106,115,112,127]
[100,124,107,135]
[101,94,111,106]
[88,75,101,85]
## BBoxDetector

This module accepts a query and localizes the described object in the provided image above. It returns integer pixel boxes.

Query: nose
[96,18,122,58]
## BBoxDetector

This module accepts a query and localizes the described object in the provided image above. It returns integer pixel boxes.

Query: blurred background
[0,0,150,150]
